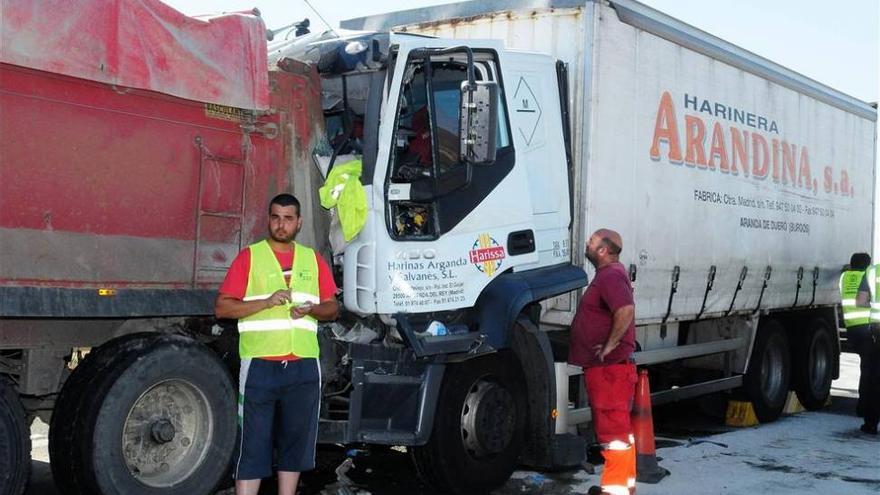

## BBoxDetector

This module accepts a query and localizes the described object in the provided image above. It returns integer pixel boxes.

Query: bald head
[594,229,622,255]
[585,228,623,268]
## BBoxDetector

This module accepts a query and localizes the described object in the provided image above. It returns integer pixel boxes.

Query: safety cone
[631,369,669,484]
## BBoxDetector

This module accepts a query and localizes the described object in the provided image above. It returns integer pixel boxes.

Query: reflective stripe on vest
[839,270,870,327]
[238,241,321,358]
[869,265,880,323]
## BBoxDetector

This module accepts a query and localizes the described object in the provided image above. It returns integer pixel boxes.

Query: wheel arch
[472,263,585,350]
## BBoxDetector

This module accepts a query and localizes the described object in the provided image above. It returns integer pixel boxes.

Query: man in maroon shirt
[569,228,637,495]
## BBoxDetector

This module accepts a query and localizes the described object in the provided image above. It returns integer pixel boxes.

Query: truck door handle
[507,230,535,255]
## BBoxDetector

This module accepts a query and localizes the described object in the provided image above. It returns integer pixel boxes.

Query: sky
[166,0,878,102]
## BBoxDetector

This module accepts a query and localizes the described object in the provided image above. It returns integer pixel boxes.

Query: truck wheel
[411,352,526,494]
[743,320,791,423]
[50,332,159,495]
[0,376,30,495]
[792,317,834,410]
[76,335,236,495]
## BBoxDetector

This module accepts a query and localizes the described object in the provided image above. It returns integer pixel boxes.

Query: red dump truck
[0,2,328,494]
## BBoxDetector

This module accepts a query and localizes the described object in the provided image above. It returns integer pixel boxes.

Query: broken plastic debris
[329,322,379,344]
[415,321,448,337]
[426,321,447,336]
[318,458,372,495]
[523,473,546,487]
[335,457,355,485]
[346,448,370,458]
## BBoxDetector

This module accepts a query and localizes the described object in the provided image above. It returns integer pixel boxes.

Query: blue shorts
[233,358,321,480]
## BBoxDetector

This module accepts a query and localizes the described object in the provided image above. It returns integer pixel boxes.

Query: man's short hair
[850,252,871,270]
[269,193,300,216]
[601,237,622,255]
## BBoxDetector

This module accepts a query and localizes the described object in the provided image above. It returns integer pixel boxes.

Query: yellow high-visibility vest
[839,270,870,327]
[238,240,320,358]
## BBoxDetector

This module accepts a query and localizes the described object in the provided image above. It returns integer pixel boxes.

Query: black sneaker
[860,423,878,435]
[588,486,604,495]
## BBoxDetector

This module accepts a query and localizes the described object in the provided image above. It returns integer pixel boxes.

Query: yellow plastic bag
[319,159,367,241]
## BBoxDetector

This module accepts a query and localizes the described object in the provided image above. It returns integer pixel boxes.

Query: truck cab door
[344,39,541,315]
[501,53,573,266]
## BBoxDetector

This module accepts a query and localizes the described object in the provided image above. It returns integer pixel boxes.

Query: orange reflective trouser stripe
[585,363,638,494]
[601,439,636,495]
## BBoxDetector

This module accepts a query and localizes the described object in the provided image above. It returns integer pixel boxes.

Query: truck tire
[743,320,791,423]
[411,352,526,494]
[78,335,236,495]
[50,332,159,495]
[0,376,30,495]
[52,334,236,495]
[792,317,834,410]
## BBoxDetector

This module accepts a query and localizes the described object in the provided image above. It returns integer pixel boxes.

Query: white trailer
[344,0,876,322]
[336,0,876,487]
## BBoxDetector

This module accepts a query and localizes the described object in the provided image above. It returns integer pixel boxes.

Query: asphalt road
[28,352,875,495]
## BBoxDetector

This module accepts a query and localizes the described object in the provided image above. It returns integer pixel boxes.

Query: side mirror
[459,81,498,165]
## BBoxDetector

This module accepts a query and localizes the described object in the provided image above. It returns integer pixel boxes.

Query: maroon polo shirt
[568,262,636,368]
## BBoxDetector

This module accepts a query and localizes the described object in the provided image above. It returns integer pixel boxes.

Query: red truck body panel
[0,62,324,317]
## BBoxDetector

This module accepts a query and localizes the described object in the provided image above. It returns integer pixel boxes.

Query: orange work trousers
[585,363,637,495]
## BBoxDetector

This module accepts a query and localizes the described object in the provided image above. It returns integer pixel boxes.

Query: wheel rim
[122,379,213,488]
[809,332,831,394]
[460,377,516,459]
[760,337,785,403]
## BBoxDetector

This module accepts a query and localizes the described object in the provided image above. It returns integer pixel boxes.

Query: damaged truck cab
[272,32,587,492]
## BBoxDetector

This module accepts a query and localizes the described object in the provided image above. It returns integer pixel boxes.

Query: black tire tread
[0,376,30,495]
[410,441,444,491]
[411,352,526,494]
[744,320,791,423]
[80,334,235,495]
[792,318,835,410]
[50,332,162,495]
[75,335,174,494]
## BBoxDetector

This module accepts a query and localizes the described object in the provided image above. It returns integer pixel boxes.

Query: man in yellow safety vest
[839,252,878,435]
[216,193,339,494]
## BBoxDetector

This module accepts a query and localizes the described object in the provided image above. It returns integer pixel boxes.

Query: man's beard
[270,228,294,243]
[585,248,599,268]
